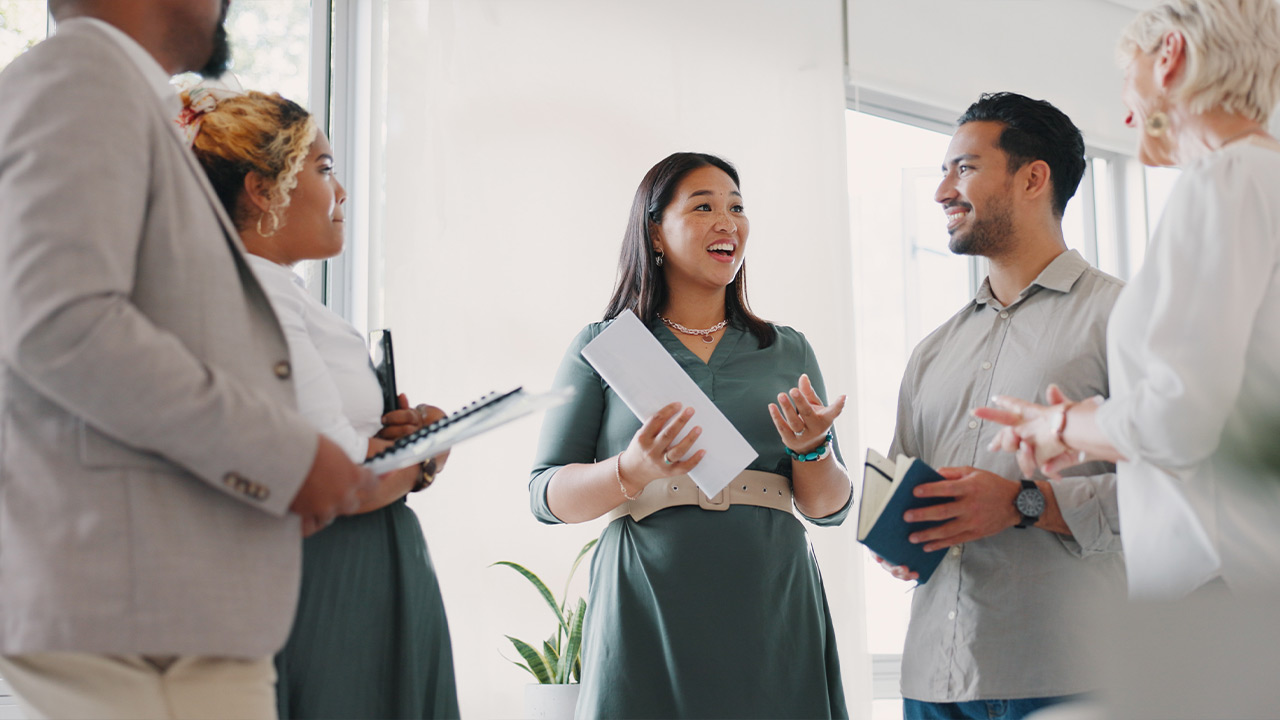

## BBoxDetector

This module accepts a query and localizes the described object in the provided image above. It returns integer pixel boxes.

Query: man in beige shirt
[881,92,1127,720]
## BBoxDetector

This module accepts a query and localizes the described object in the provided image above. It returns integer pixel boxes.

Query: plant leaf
[493,561,569,632]
[505,635,552,684]
[505,657,539,681]
[542,639,560,679]
[558,597,588,684]
[560,539,598,613]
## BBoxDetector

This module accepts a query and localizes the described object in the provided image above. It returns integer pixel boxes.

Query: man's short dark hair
[957,92,1086,218]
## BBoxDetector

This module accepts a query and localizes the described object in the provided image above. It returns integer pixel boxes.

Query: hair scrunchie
[174,75,244,147]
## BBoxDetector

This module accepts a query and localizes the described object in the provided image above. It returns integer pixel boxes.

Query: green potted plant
[493,538,597,719]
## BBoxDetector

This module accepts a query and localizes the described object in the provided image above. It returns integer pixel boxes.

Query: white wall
[372,0,865,717]
[848,0,1147,152]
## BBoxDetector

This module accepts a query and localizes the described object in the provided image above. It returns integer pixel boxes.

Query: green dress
[274,500,461,719]
[530,319,850,719]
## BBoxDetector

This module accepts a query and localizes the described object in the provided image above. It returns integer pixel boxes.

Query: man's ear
[241,171,273,215]
[1020,159,1053,205]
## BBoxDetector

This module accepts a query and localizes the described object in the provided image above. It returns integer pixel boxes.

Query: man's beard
[948,195,1015,257]
[197,2,231,78]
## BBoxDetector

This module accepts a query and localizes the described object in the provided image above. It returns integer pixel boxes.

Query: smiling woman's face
[652,165,749,293]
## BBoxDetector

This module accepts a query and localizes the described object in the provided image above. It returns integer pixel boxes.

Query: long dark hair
[603,152,775,349]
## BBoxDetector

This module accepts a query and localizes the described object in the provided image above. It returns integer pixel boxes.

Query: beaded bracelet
[787,431,833,462]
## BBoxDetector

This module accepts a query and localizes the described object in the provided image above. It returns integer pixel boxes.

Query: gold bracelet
[615,454,637,501]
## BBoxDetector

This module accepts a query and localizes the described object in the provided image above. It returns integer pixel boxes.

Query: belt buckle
[698,487,730,511]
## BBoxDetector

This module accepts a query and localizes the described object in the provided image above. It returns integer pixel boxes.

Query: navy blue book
[858,449,952,583]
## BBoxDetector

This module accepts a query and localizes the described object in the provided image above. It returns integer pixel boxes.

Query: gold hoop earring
[1145,111,1170,138]
[256,210,278,238]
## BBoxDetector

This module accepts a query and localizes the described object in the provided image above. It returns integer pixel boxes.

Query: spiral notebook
[364,386,573,474]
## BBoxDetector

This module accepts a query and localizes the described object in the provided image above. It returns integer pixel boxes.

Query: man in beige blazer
[0,1,381,717]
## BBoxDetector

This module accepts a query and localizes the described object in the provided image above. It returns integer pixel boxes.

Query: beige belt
[605,469,793,523]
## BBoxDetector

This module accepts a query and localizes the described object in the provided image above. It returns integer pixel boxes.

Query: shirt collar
[62,17,181,116]
[974,248,1089,308]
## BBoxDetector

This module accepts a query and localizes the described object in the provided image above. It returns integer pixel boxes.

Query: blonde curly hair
[187,90,318,235]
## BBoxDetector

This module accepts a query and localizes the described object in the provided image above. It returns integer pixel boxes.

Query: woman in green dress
[183,87,460,719]
[530,152,853,718]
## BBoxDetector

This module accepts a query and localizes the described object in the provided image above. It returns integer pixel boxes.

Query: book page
[858,448,897,540]
[580,310,757,497]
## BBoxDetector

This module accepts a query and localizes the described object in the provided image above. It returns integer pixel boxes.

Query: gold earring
[256,210,278,238]
[1145,111,1170,138]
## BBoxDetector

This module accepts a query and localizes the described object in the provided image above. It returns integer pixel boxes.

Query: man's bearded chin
[198,11,231,78]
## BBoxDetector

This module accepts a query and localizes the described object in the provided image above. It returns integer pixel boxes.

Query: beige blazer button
[223,472,270,501]
[273,360,292,379]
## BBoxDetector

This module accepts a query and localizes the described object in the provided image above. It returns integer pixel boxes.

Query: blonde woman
[977,0,1280,600]
[184,88,460,718]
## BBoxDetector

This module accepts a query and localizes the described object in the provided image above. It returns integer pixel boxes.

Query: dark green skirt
[275,499,459,719]
[576,505,848,719]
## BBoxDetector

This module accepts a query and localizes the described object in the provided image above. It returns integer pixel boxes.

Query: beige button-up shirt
[891,249,1127,701]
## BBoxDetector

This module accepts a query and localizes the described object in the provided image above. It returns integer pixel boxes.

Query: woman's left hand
[768,373,846,453]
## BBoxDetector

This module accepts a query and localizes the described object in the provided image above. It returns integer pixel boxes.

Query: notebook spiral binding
[368,387,523,464]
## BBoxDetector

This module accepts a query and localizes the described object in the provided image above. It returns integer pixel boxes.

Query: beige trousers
[0,653,276,720]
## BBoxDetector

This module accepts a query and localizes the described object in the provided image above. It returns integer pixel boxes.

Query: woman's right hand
[616,402,706,497]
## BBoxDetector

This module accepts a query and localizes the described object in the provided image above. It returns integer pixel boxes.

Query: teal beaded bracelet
[787,431,833,462]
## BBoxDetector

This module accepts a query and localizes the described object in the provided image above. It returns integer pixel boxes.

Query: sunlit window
[223,0,314,110]
[0,0,46,73]
[847,109,972,720]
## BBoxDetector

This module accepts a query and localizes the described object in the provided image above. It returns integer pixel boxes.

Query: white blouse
[1096,137,1280,599]
[248,256,383,463]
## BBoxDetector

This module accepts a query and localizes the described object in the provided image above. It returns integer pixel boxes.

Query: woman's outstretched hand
[973,384,1081,478]
[617,402,706,497]
[768,373,846,454]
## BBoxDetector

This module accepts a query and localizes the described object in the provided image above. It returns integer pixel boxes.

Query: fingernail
[908,534,919,543]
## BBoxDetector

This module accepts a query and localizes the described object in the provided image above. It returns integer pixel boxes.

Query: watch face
[1016,487,1046,517]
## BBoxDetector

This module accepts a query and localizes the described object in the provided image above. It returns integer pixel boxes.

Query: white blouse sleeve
[258,269,369,463]
[1096,153,1278,469]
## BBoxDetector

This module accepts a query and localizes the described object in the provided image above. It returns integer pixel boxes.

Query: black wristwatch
[1014,479,1045,529]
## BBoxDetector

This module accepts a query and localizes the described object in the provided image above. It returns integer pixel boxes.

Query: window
[222,0,315,110]
[846,108,970,720]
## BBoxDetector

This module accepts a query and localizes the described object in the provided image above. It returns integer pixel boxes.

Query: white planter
[524,683,580,720]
